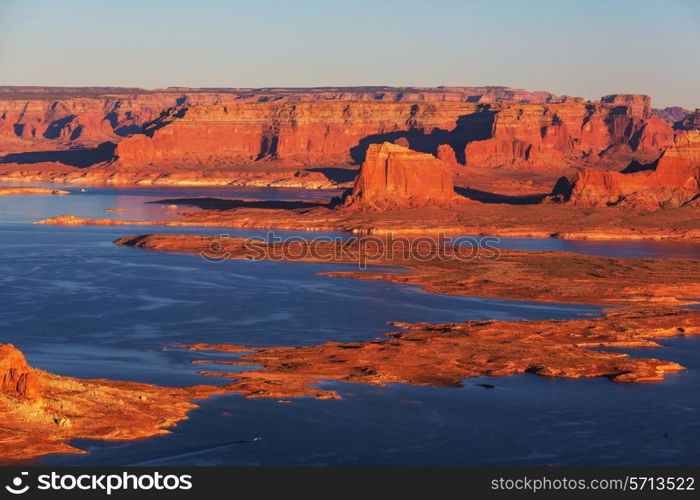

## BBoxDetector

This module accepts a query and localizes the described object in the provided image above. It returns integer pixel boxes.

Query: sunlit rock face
[464,94,675,170]
[0,343,41,401]
[342,142,458,210]
[551,130,700,208]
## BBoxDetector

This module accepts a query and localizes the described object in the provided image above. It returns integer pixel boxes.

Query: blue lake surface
[1,186,699,465]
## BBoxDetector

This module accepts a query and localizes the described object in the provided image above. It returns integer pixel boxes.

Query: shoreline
[0,177,349,191]
[0,168,354,190]
[0,186,70,196]
[113,234,700,306]
[34,212,700,242]
[0,343,233,463]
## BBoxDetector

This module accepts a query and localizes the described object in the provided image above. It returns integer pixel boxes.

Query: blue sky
[0,0,698,108]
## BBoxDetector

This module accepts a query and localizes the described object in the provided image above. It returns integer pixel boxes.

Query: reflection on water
[1,186,700,466]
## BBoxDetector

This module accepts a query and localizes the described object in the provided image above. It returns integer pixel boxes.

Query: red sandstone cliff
[552,130,700,208]
[0,87,695,193]
[115,94,676,171]
[0,85,557,154]
[464,95,674,170]
[342,142,458,210]
[114,101,487,167]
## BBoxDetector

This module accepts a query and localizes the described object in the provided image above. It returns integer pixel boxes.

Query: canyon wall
[552,129,700,208]
[0,94,181,154]
[113,94,681,171]
[464,94,674,170]
[0,87,696,191]
[0,85,556,155]
[113,101,485,167]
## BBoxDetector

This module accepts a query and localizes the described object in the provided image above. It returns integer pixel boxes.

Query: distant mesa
[654,106,693,124]
[600,94,652,114]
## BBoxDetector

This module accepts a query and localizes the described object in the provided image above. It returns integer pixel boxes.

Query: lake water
[3,182,700,259]
[1,186,699,465]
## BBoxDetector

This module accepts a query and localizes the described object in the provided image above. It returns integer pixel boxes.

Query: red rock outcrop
[0,344,41,401]
[183,307,700,393]
[464,94,674,170]
[0,186,69,195]
[552,130,700,207]
[0,342,238,462]
[342,142,458,210]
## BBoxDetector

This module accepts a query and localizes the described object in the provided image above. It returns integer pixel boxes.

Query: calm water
[1,187,699,465]
[2,182,700,259]
[0,183,345,224]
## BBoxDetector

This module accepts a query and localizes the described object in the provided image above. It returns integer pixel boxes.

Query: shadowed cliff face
[0,141,116,168]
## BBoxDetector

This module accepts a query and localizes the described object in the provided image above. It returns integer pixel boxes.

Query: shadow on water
[148,197,329,210]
